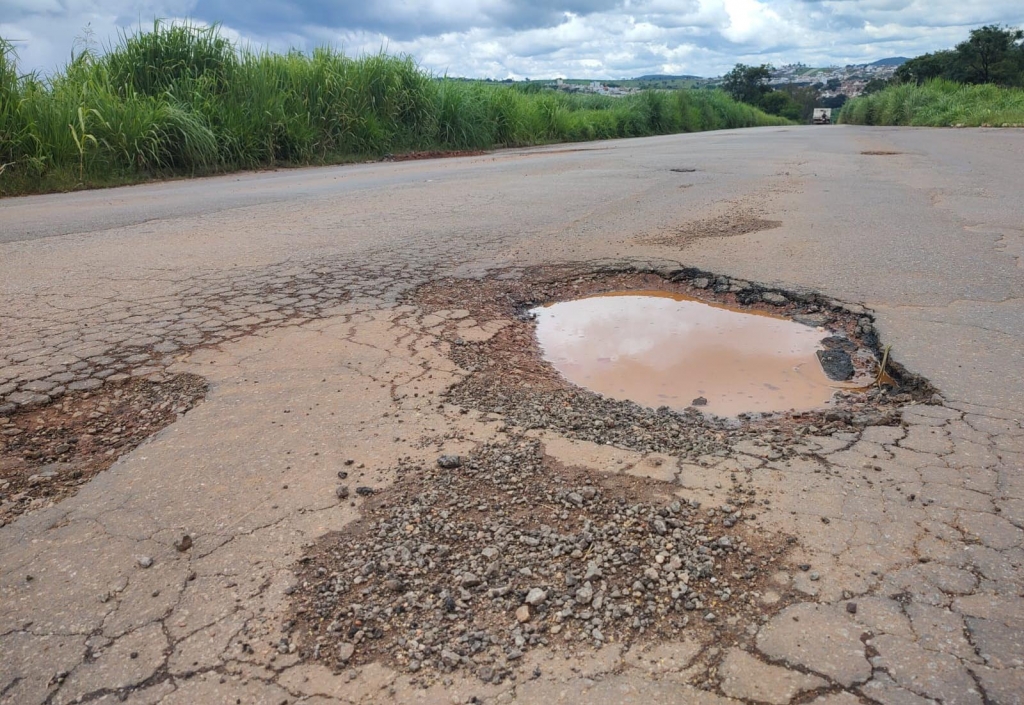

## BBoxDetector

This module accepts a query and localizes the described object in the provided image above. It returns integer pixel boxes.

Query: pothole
[418,264,935,447]
[532,290,870,417]
[643,213,782,248]
[0,374,207,526]
[288,262,939,686]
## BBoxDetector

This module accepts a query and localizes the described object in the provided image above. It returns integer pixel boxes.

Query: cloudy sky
[2,0,1021,79]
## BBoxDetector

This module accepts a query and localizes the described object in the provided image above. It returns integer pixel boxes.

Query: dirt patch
[291,436,793,685]
[0,374,206,525]
[383,150,488,162]
[860,150,903,156]
[643,213,782,248]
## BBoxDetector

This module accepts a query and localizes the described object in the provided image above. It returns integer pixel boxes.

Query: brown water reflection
[533,291,840,417]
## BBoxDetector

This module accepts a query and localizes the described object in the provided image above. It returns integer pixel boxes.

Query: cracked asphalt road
[1,125,1023,704]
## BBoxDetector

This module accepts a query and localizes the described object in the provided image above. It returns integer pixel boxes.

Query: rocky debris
[821,336,858,352]
[291,438,786,684]
[794,313,829,328]
[817,350,855,382]
[643,212,782,247]
[437,454,462,469]
[0,374,206,526]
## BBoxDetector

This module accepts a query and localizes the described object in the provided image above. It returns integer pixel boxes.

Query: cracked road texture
[1,126,1023,704]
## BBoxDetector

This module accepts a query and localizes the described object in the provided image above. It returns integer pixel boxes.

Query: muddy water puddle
[533,291,849,416]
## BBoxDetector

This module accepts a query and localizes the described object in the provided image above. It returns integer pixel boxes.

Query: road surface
[1,126,1022,704]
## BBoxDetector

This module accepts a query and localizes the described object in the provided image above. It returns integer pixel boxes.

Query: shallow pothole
[0,374,207,525]
[532,290,871,418]
[287,263,940,685]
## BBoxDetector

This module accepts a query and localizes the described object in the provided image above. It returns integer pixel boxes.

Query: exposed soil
[384,150,488,162]
[0,374,207,526]
[642,213,782,248]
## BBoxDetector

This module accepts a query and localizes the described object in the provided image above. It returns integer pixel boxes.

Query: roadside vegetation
[0,23,786,197]
[839,25,1024,127]
[837,80,1024,127]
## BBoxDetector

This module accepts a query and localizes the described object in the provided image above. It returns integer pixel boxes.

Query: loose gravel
[291,438,787,684]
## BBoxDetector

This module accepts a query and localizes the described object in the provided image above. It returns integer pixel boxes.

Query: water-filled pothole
[533,291,861,417]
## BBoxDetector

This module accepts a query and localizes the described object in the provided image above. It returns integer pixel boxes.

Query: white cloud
[1,0,1021,79]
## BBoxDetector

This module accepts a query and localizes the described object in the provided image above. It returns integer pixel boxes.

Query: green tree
[777,84,818,122]
[825,78,842,91]
[758,89,802,121]
[955,25,1024,85]
[820,94,848,110]
[862,77,889,95]
[722,63,773,105]
[894,50,959,84]
[895,26,1024,87]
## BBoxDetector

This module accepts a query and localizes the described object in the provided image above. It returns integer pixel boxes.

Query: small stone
[809,572,820,581]
[525,588,547,606]
[799,564,811,571]
[761,292,788,305]
[437,455,462,469]
[516,605,531,623]
[337,642,355,662]
[355,486,375,496]
[478,665,495,683]
[137,556,154,569]
[705,612,717,622]
[846,602,858,614]
[461,573,482,588]
[575,583,594,605]
[336,486,350,499]
[691,396,708,406]
[174,535,193,552]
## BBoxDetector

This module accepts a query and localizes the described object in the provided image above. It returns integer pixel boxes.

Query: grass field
[838,79,1024,127]
[0,23,788,196]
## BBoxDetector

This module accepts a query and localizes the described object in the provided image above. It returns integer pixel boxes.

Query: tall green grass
[0,22,788,196]
[838,79,1024,127]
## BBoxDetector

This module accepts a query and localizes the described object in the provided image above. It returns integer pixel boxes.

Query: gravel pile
[291,438,782,684]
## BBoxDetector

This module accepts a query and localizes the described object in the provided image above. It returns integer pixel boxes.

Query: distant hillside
[634,74,703,81]
[868,57,909,67]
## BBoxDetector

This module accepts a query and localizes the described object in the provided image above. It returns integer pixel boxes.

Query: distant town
[536,58,908,99]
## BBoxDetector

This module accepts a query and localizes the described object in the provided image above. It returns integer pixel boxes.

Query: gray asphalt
[2,124,1024,705]
[2,125,1022,412]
